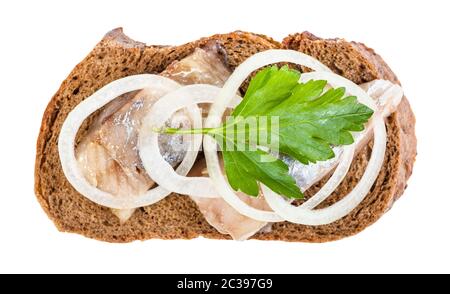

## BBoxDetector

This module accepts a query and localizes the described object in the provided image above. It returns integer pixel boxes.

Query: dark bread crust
[35,29,416,242]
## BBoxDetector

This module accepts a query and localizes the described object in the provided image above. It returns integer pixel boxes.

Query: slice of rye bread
[35,28,416,242]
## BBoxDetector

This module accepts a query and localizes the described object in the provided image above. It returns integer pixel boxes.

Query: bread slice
[35,28,416,242]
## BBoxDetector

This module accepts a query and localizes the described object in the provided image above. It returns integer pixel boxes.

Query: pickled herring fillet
[283,80,403,193]
[188,158,271,241]
[191,79,402,240]
[161,42,230,86]
[76,44,231,223]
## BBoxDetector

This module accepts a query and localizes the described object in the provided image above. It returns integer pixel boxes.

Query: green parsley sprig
[162,66,373,199]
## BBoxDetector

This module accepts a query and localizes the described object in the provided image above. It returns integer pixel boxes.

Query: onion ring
[203,50,382,223]
[203,50,336,222]
[59,74,201,209]
[263,115,386,225]
[139,84,241,198]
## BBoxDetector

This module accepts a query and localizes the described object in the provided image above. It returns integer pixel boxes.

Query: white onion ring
[139,84,241,198]
[203,50,336,222]
[59,74,201,209]
[263,115,386,225]
[295,71,379,209]
[300,145,355,210]
[203,49,383,223]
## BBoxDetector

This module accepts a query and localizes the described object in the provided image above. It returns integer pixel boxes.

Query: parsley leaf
[216,135,301,198]
[163,65,374,199]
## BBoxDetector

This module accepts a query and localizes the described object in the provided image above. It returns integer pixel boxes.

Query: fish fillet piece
[77,88,190,223]
[188,158,271,241]
[161,43,230,86]
[76,44,231,222]
[284,80,403,193]
[191,79,402,240]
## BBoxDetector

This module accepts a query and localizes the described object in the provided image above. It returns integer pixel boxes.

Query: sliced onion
[139,84,241,198]
[300,145,355,209]
[263,115,386,225]
[292,78,399,213]
[58,74,199,209]
[292,71,379,209]
[203,50,387,223]
[203,50,336,222]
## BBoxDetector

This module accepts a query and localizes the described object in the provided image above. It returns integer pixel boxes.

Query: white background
[0,0,449,274]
